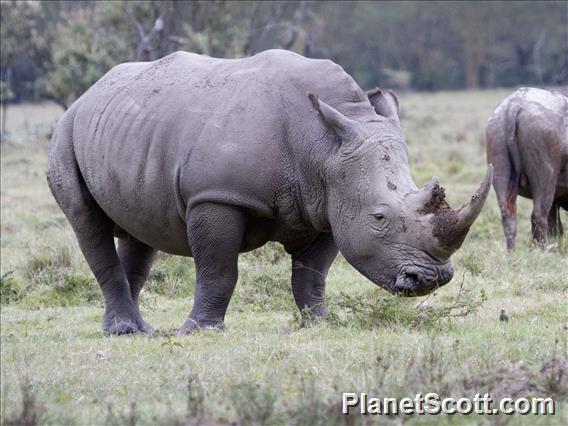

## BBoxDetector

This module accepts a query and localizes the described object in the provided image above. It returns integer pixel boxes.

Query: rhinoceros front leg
[178,203,246,335]
[289,233,338,325]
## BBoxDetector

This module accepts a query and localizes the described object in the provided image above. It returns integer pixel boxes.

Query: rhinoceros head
[309,92,493,296]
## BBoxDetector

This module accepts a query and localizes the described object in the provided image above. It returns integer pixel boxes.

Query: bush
[329,281,487,330]
[0,271,24,304]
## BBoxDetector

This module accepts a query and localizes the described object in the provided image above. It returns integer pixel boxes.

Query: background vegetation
[1,1,567,425]
[1,1,567,108]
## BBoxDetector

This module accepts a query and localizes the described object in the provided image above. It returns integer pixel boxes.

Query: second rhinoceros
[486,87,567,250]
[47,50,492,335]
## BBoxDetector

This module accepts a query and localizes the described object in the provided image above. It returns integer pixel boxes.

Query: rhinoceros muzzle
[393,262,454,296]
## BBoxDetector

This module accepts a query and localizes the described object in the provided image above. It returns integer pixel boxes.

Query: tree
[1,0,566,105]
[41,10,114,109]
[0,1,49,134]
[40,1,177,108]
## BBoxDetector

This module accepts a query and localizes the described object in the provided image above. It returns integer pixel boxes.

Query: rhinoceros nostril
[405,271,420,283]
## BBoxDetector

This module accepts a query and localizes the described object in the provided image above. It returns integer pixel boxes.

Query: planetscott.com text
[342,393,555,416]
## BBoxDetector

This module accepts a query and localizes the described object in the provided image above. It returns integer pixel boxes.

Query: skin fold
[47,50,492,335]
[486,87,568,250]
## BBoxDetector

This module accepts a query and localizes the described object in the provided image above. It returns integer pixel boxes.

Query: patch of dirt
[416,184,470,250]
[465,357,568,399]
[418,185,451,215]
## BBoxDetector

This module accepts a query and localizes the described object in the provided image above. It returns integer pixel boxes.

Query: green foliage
[185,375,205,423]
[290,379,338,426]
[41,10,126,108]
[0,1,51,101]
[5,0,565,105]
[55,273,101,305]
[0,80,14,104]
[229,382,276,425]
[0,2,43,68]
[324,1,568,89]
[2,380,43,426]
[236,272,292,312]
[145,254,195,298]
[24,245,72,281]
[235,243,294,312]
[330,284,487,330]
[0,271,20,304]
[0,245,102,307]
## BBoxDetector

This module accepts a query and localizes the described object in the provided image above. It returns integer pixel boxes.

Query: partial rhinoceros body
[48,50,491,335]
[486,87,568,250]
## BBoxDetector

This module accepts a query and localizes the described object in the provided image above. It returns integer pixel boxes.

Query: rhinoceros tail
[504,103,522,184]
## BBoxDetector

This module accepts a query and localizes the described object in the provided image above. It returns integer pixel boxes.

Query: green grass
[1,93,567,425]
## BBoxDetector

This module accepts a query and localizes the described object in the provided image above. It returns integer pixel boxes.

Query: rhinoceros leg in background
[492,166,518,250]
[178,203,247,334]
[289,234,338,324]
[117,237,156,309]
[529,170,559,246]
[547,202,563,238]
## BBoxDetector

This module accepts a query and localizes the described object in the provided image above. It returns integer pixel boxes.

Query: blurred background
[1,1,567,116]
[1,3,567,423]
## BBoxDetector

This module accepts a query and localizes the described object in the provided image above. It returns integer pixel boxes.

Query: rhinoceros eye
[370,211,389,233]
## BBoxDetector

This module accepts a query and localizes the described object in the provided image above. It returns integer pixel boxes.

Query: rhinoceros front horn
[432,164,494,256]
[455,164,494,232]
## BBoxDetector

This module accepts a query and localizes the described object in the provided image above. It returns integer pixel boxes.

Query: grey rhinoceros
[486,87,567,250]
[47,50,492,335]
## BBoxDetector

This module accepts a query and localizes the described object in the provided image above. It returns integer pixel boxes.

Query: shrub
[0,271,25,304]
[329,280,487,330]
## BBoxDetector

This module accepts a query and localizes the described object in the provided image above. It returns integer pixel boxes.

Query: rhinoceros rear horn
[308,93,364,149]
[432,165,494,255]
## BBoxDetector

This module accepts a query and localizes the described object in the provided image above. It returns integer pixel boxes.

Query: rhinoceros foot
[103,305,154,336]
[177,317,225,335]
[299,304,329,328]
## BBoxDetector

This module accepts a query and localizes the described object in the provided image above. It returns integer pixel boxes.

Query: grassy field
[1,91,566,425]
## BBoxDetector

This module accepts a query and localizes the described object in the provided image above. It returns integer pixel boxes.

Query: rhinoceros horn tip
[433,165,494,256]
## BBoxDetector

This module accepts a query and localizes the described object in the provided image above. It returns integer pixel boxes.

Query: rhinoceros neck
[273,125,335,233]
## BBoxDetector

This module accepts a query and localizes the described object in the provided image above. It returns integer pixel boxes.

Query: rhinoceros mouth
[392,263,454,297]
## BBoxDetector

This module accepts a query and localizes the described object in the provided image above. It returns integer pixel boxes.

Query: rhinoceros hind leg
[65,206,152,335]
[547,203,563,238]
[530,175,558,247]
[493,169,518,250]
[48,130,151,335]
[117,237,156,306]
[288,233,338,326]
[178,203,246,335]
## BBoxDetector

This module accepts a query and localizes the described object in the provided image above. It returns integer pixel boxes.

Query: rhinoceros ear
[308,93,364,148]
[366,87,400,122]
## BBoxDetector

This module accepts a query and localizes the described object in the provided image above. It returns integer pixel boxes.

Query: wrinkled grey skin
[486,87,568,250]
[47,50,492,335]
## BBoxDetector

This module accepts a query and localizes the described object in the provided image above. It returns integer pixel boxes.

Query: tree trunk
[1,66,13,139]
[1,102,7,140]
